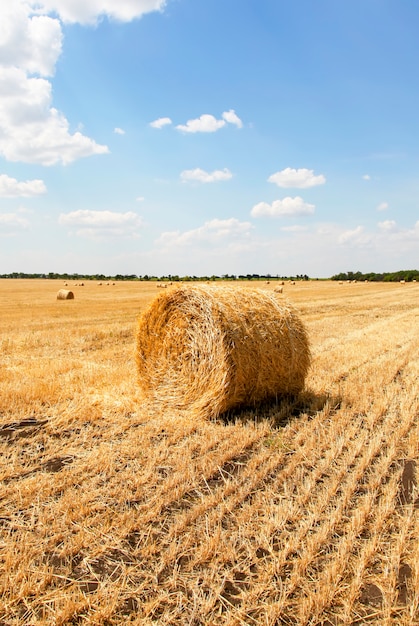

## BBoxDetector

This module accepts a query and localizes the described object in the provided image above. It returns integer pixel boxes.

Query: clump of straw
[136,285,310,419]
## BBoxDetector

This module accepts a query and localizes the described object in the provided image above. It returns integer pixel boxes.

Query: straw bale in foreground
[136,285,310,419]
[56,289,74,300]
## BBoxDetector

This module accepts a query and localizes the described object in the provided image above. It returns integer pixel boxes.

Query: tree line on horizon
[0,272,310,282]
[0,270,418,282]
[330,270,419,282]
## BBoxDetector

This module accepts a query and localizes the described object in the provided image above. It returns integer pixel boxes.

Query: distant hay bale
[274,285,283,294]
[56,289,74,300]
[136,285,310,419]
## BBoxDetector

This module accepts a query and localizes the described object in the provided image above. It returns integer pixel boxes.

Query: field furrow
[1,280,418,625]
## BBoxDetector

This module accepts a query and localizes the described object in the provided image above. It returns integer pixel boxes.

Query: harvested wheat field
[0,279,418,625]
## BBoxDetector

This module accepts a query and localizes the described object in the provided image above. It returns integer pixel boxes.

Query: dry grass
[136,285,310,419]
[0,278,418,625]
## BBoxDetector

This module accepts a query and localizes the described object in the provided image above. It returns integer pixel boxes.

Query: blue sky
[1,0,418,277]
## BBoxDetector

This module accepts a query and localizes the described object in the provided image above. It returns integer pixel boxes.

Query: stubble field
[0,278,418,625]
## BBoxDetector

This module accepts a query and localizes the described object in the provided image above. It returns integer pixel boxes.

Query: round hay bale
[136,285,310,419]
[57,289,74,300]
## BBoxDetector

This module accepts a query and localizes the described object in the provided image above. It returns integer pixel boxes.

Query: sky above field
[1,0,418,277]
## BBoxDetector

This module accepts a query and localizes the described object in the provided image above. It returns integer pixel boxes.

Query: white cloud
[268,167,326,188]
[136,196,145,202]
[0,67,109,165]
[150,117,172,129]
[0,174,47,197]
[180,168,233,183]
[338,225,371,246]
[59,209,141,227]
[381,221,419,241]
[28,0,167,25]
[157,218,254,247]
[114,127,125,135]
[152,110,244,134]
[59,209,143,238]
[0,4,62,77]
[0,1,167,165]
[222,109,243,128]
[0,211,30,233]
[376,201,389,211]
[363,174,371,180]
[378,220,397,232]
[251,197,315,217]
[176,114,226,134]
[145,219,419,278]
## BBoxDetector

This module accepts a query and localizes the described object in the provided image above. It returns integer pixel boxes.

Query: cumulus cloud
[378,220,397,232]
[151,219,419,277]
[157,218,253,247]
[114,127,125,135]
[162,110,243,133]
[376,201,389,211]
[0,4,62,77]
[251,197,315,217]
[180,168,233,183]
[59,209,143,238]
[176,114,226,134]
[28,0,167,25]
[0,22,108,165]
[0,1,167,165]
[150,117,172,129]
[0,68,110,164]
[222,109,243,128]
[0,211,30,233]
[338,226,371,246]
[0,174,47,197]
[380,220,419,241]
[268,168,326,188]
[363,174,371,180]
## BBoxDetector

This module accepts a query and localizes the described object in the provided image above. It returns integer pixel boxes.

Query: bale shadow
[0,417,48,440]
[398,459,418,508]
[219,389,341,429]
